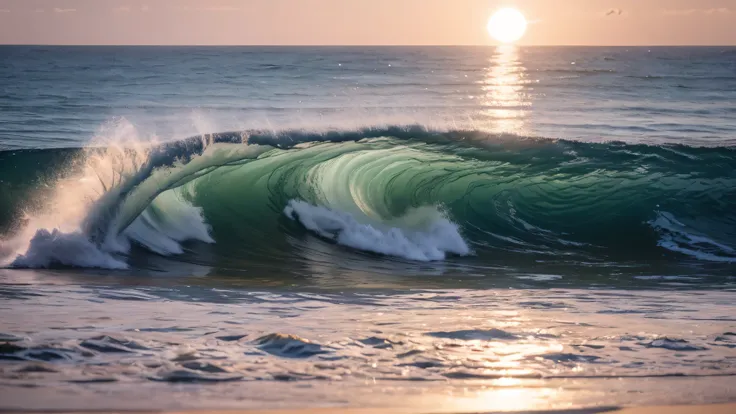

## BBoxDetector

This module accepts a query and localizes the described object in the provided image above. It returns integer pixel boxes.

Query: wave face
[1,126,735,280]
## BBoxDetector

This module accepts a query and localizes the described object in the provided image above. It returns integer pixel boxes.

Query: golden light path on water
[482,45,533,135]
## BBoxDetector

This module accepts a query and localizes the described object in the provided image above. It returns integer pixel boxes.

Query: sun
[487,8,528,44]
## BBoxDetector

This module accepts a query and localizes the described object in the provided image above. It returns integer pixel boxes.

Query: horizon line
[1,43,735,47]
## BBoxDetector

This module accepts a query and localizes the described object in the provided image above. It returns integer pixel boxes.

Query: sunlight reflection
[447,386,561,412]
[481,45,532,135]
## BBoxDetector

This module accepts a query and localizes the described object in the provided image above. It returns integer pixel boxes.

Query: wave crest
[1,123,735,273]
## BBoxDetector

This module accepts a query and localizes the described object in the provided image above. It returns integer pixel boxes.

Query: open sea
[1,46,735,412]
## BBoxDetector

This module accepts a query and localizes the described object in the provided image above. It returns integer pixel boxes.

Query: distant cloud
[664,8,733,16]
[53,8,76,13]
[34,8,44,13]
[114,6,131,13]
[0,9,10,13]
[605,8,623,17]
[141,5,150,12]
[178,6,241,12]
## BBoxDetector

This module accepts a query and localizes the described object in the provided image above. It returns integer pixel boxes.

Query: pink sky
[0,0,734,45]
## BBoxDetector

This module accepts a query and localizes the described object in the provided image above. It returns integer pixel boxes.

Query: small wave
[257,64,284,70]
[254,333,330,358]
[540,68,616,75]
[426,329,517,340]
[642,338,708,351]
[626,74,736,82]
[626,75,666,80]
[539,68,616,79]
[80,335,150,353]
[149,369,243,382]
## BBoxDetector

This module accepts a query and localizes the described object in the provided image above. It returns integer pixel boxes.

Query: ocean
[0,46,735,411]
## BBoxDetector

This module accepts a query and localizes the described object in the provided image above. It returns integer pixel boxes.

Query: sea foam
[284,199,470,261]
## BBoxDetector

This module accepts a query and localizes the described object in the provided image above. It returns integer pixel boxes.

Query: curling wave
[0,125,735,275]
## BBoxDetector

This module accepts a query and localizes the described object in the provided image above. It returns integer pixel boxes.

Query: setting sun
[2,1,736,414]
[487,8,528,43]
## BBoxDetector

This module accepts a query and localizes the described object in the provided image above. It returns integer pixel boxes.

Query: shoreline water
[14,404,736,414]
[5,383,736,413]
[2,270,734,412]
[165,404,736,414]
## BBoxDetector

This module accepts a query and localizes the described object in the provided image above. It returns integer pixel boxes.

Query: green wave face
[177,136,736,272]
[2,128,735,281]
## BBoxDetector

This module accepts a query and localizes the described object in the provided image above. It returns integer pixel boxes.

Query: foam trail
[284,200,470,261]
[649,211,736,263]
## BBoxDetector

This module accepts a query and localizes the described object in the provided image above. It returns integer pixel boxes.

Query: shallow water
[1,270,735,411]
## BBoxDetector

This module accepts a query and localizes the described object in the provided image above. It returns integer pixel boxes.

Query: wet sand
[186,403,735,414]
[31,402,736,414]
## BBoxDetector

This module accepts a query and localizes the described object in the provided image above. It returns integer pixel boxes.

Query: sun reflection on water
[481,45,532,135]
[439,384,562,412]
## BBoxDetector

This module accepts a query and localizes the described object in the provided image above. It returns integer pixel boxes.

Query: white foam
[123,191,214,256]
[1,118,219,269]
[649,211,736,263]
[11,229,128,269]
[4,189,214,269]
[284,199,470,262]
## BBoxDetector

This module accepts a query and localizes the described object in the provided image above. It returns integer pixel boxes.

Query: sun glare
[487,8,528,44]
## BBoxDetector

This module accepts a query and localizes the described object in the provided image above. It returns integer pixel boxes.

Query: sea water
[1,46,735,411]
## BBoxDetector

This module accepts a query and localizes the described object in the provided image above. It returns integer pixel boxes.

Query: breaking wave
[0,124,734,275]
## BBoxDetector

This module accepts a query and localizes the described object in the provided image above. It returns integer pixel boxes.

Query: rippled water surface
[1,271,735,411]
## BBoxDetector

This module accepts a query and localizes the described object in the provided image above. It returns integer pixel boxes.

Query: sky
[0,0,734,46]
